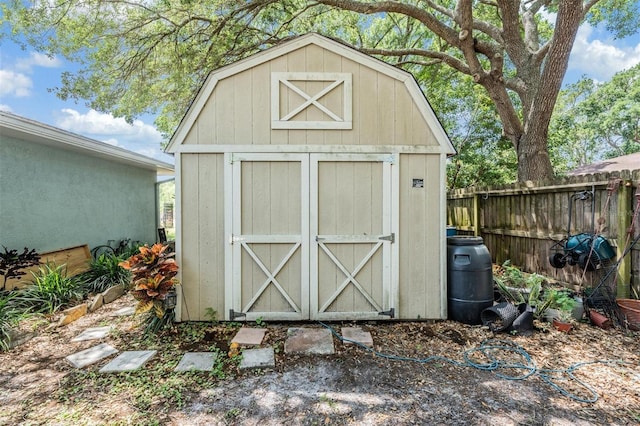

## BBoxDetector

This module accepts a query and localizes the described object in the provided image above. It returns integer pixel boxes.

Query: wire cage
[584,262,623,327]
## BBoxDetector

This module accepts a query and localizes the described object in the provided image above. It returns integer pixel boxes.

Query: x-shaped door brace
[317,241,383,313]
[280,79,344,122]
[241,242,302,313]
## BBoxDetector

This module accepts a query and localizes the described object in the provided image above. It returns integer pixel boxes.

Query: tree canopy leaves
[1,0,638,181]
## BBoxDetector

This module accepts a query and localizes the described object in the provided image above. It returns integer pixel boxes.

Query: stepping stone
[240,347,275,370]
[71,326,112,342]
[284,328,334,355]
[111,306,136,317]
[341,327,374,348]
[231,327,267,346]
[174,352,217,372]
[66,343,118,368]
[99,350,157,373]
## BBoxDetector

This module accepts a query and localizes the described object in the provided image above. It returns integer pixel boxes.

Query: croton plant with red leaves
[119,243,178,318]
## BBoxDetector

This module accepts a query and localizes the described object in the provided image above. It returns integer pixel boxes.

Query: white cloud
[0,70,33,97]
[569,24,640,81]
[0,104,14,112]
[15,52,63,72]
[54,108,167,159]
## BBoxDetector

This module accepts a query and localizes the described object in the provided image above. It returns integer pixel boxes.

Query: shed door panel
[311,154,394,320]
[229,154,309,321]
[227,153,396,321]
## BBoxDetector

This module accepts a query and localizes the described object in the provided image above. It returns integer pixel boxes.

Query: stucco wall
[0,135,157,253]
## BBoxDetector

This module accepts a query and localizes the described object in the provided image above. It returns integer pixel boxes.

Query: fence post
[617,180,632,298]
[473,192,480,237]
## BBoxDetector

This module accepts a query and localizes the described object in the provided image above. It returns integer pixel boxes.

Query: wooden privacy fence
[447,170,640,298]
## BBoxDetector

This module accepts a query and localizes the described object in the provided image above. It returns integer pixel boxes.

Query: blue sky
[1,17,639,164]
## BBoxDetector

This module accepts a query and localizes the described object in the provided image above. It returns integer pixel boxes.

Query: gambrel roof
[166,33,455,154]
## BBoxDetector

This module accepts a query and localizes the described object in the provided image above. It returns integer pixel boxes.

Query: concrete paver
[231,327,267,346]
[341,327,374,348]
[175,352,217,372]
[66,343,118,368]
[284,327,334,355]
[71,326,112,342]
[239,347,275,369]
[99,350,157,373]
[110,306,135,317]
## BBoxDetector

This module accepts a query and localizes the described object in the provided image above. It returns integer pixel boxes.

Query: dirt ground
[1,294,639,426]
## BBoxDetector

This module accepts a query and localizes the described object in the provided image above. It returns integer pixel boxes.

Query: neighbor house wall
[0,135,157,252]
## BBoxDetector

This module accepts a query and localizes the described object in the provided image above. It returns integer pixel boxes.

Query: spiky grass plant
[81,253,132,294]
[0,291,22,351]
[14,264,84,314]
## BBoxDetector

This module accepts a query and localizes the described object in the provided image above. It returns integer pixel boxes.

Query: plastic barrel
[447,236,493,325]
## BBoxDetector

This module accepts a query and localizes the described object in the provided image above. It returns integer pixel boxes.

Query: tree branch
[360,47,472,75]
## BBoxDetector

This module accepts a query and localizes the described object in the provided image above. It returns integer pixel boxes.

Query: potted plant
[552,310,574,332]
[119,243,179,332]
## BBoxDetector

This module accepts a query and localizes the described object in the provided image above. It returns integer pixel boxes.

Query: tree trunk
[515,131,554,181]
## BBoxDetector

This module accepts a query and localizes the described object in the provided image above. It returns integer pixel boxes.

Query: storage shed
[166,33,455,322]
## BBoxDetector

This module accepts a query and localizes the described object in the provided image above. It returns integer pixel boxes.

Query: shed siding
[398,154,444,319]
[179,153,225,321]
[182,44,439,148]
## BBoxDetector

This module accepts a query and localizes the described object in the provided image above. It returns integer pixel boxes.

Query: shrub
[80,253,132,294]
[119,243,178,319]
[14,264,84,314]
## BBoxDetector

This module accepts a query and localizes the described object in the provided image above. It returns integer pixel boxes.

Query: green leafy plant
[204,307,218,325]
[120,243,179,330]
[80,253,132,293]
[14,263,84,314]
[496,260,546,289]
[545,288,577,312]
[0,291,22,351]
[0,246,40,290]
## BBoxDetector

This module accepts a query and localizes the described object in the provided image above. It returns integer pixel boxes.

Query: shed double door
[226,153,397,321]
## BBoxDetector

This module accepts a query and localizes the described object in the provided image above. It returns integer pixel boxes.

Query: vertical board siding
[399,154,444,318]
[180,154,225,321]
[447,171,640,296]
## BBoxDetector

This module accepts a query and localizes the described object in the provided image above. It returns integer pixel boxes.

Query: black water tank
[447,236,493,325]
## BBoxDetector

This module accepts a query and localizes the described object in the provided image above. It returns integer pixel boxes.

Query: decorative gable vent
[271,72,352,129]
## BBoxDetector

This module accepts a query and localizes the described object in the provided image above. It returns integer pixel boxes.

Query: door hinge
[379,233,395,243]
[378,308,395,318]
[229,309,246,320]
